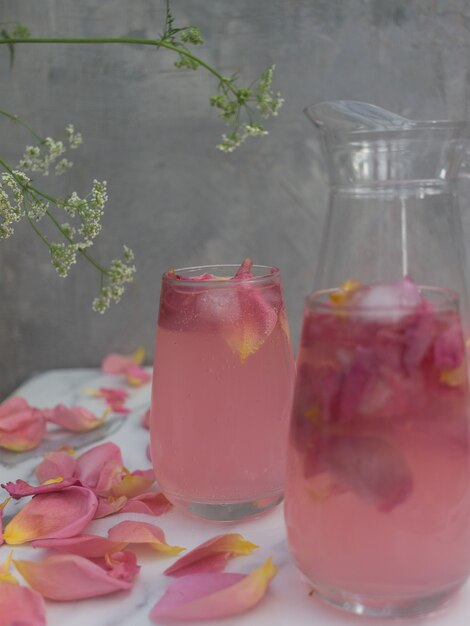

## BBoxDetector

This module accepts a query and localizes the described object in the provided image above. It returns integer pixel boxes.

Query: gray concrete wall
[1,0,470,398]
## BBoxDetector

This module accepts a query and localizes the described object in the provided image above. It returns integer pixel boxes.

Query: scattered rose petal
[122,492,172,517]
[108,520,184,555]
[111,469,155,499]
[151,558,277,622]
[94,460,126,497]
[0,397,46,451]
[102,347,145,374]
[99,550,140,583]
[0,497,11,548]
[44,404,107,432]
[32,534,126,558]
[164,534,259,577]
[0,550,17,583]
[94,495,128,519]
[125,365,152,387]
[36,449,77,483]
[0,579,46,625]
[75,442,123,489]
[3,486,98,545]
[141,408,151,430]
[86,387,130,414]
[2,477,81,499]
[14,552,137,601]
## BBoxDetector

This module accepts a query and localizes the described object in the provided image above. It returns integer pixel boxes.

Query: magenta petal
[76,442,123,489]
[0,580,46,625]
[2,478,81,499]
[36,450,77,483]
[14,553,135,601]
[434,321,465,370]
[32,534,127,558]
[3,486,98,545]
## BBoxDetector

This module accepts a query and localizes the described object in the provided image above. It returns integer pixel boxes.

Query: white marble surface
[2,369,470,626]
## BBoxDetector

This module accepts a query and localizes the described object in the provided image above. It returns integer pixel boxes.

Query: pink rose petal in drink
[434,321,465,370]
[164,533,259,577]
[0,579,46,625]
[14,552,136,601]
[44,404,106,432]
[150,558,277,622]
[3,486,98,545]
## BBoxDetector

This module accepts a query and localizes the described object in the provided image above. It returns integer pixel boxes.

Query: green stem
[0,36,237,93]
[0,108,44,141]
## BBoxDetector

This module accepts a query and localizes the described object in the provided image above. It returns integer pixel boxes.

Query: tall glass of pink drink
[285,278,470,617]
[151,260,294,521]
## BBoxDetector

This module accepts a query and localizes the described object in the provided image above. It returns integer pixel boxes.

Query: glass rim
[305,285,460,313]
[162,263,281,286]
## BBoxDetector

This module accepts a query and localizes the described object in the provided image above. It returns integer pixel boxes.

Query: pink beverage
[151,260,294,521]
[285,278,470,617]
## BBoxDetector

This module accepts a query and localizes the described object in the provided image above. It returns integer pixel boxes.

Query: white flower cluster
[0,170,30,238]
[210,64,284,152]
[93,246,136,314]
[64,180,108,242]
[18,124,82,176]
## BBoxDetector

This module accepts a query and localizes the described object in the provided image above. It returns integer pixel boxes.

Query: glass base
[167,492,283,522]
[310,579,463,618]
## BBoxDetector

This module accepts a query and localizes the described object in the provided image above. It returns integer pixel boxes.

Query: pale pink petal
[32,534,126,558]
[75,442,123,489]
[0,497,10,548]
[125,365,151,387]
[0,396,30,419]
[107,520,184,554]
[141,408,151,430]
[94,460,126,496]
[14,553,136,601]
[2,477,81,499]
[122,492,172,517]
[98,550,140,583]
[164,534,258,578]
[102,347,145,374]
[0,580,46,625]
[0,408,46,452]
[110,469,155,499]
[94,495,128,519]
[3,486,98,545]
[150,558,277,622]
[44,404,106,432]
[35,450,77,483]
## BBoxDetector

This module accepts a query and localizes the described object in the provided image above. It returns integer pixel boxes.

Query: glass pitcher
[284,102,470,618]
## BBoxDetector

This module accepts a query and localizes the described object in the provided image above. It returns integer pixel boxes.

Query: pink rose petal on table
[75,442,123,489]
[0,550,17,583]
[0,497,11,548]
[14,552,137,601]
[98,550,140,583]
[111,469,155,499]
[44,404,107,432]
[151,558,277,622]
[86,387,130,414]
[122,492,172,517]
[164,534,258,577]
[125,365,151,387]
[141,408,151,430]
[2,477,81,499]
[36,449,77,483]
[3,486,98,545]
[102,347,145,374]
[94,460,126,496]
[108,520,184,554]
[32,534,126,558]
[0,579,46,626]
[94,495,128,519]
[0,397,46,452]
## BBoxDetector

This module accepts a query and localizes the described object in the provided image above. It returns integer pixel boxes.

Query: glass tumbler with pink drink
[285,101,470,617]
[150,259,295,521]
